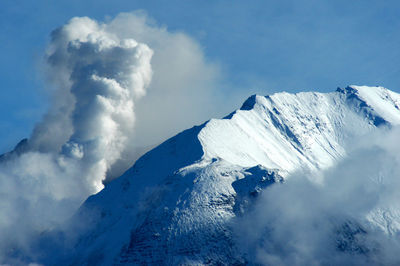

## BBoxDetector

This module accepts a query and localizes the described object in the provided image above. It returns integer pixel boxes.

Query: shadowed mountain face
[39,86,400,265]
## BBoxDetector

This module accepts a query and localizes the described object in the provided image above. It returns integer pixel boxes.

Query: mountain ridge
[40,85,400,265]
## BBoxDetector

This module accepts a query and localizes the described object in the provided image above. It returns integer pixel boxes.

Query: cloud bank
[235,127,400,265]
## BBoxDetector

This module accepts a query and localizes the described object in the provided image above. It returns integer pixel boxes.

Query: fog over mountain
[1,13,400,266]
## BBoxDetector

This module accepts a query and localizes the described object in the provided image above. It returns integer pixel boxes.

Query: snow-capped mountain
[45,86,400,265]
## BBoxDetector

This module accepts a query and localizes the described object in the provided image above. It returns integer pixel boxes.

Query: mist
[234,127,400,265]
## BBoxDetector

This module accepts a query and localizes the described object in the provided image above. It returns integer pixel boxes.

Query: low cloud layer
[235,127,400,265]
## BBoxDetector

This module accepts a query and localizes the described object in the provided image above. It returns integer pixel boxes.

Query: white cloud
[234,127,400,265]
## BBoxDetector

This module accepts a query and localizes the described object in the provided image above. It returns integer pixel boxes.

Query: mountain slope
[47,86,400,265]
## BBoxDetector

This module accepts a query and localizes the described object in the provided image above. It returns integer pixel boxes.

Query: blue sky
[1,0,400,152]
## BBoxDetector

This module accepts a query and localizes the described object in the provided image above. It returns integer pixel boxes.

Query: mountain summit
[44,86,400,265]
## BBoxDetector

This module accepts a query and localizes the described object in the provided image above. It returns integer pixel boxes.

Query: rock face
[48,86,400,265]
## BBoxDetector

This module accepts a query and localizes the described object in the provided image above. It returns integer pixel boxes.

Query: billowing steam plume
[30,16,153,192]
[0,16,152,262]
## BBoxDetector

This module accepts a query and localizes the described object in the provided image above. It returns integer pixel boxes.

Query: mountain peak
[337,85,400,125]
[337,85,388,98]
[43,86,400,265]
[240,94,258,110]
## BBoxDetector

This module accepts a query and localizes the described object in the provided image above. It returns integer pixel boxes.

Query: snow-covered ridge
[199,85,399,173]
[44,86,400,265]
